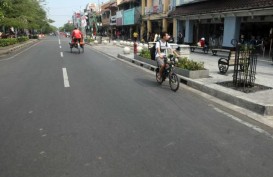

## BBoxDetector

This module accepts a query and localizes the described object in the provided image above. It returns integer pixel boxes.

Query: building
[101,1,112,36]
[84,3,101,36]
[140,0,176,42]
[116,0,141,40]
[86,3,98,12]
[170,0,273,53]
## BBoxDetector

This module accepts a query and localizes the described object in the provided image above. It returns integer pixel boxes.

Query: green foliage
[177,57,205,71]
[29,34,38,39]
[139,49,151,59]
[0,0,52,30]
[85,36,95,43]
[17,36,29,43]
[0,38,18,47]
[0,36,29,47]
[59,23,74,33]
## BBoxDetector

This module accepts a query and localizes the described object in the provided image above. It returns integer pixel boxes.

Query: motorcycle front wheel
[169,73,179,92]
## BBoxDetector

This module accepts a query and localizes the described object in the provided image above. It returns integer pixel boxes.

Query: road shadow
[63,50,83,55]
[218,69,234,76]
[134,78,172,91]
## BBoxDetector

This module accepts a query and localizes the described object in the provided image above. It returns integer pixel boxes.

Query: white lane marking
[0,42,40,62]
[58,39,61,45]
[60,52,63,57]
[213,107,273,139]
[59,46,62,49]
[62,68,70,88]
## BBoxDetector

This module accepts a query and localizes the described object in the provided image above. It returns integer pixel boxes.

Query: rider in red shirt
[71,27,83,44]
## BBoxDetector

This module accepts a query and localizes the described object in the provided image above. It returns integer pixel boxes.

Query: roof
[106,2,117,9]
[171,0,273,16]
[118,0,137,6]
[101,1,112,10]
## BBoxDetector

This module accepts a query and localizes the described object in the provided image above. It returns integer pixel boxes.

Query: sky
[44,0,106,28]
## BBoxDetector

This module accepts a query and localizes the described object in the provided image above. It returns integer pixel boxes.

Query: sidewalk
[0,39,38,57]
[88,41,273,118]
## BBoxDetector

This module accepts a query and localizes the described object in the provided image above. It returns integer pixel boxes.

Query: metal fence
[232,39,258,90]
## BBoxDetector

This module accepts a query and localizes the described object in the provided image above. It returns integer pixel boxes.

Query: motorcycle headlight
[175,58,179,63]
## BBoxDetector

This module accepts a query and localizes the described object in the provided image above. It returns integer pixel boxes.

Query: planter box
[134,55,157,66]
[175,68,209,79]
[134,55,209,79]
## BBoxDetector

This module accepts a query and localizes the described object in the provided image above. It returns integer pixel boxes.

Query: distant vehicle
[66,32,71,38]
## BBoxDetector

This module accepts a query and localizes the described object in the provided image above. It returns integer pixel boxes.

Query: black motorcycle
[155,55,180,92]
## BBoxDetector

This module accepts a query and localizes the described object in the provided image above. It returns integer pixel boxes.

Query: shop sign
[145,5,163,15]
[116,18,123,26]
[110,15,116,25]
[123,8,135,25]
[116,10,123,18]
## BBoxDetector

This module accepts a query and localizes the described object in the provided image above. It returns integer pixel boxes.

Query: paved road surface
[0,36,273,177]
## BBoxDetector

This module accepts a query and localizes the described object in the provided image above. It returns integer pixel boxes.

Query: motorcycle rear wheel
[155,68,163,85]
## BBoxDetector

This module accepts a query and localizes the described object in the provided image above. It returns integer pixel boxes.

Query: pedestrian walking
[133,31,138,42]
[177,31,184,44]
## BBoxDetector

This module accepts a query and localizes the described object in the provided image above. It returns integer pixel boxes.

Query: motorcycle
[69,38,84,54]
[156,54,180,92]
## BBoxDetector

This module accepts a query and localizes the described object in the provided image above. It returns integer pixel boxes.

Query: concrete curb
[0,39,39,57]
[88,44,273,116]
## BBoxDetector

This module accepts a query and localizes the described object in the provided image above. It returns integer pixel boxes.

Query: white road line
[58,39,61,45]
[59,46,62,49]
[60,52,63,57]
[213,107,273,139]
[62,68,70,88]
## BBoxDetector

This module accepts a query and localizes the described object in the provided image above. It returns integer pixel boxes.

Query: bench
[211,48,230,56]
[190,46,209,54]
[218,51,236,74]
[218,51,250,74]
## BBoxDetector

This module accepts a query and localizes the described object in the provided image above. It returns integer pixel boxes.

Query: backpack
[150,40,167,60]
[156,35,160,41]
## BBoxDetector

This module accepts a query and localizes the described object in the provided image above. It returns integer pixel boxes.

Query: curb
[0,39,39,57]
[88,44,273,116]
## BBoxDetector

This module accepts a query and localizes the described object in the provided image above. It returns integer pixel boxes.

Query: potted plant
[134,49,157,66]
[175,57,209,79]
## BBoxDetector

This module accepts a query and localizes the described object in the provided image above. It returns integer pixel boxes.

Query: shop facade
[171,0,273,53]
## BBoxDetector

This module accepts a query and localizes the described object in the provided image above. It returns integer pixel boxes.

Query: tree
[0,0,11,19]
[59,23,74,33]
[0,0,51,31]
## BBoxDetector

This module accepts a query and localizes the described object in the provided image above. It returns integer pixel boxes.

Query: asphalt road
[0,36,273,177]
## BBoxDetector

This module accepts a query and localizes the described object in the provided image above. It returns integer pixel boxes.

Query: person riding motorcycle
[71,27,83,45]
[156,32,178,80]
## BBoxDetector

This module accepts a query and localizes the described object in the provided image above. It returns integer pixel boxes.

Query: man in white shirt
[156,32,177,80]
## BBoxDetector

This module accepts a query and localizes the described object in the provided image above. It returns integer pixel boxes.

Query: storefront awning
[170,0,273,17]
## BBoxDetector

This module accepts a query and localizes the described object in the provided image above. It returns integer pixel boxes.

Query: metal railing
[232,39,258,90]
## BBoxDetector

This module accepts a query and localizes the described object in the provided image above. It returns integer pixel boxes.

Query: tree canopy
[59,23,74,33]
[0,0,56,32]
